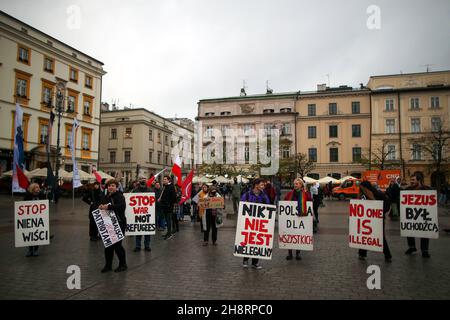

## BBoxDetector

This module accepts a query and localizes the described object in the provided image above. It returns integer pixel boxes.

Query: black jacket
[82,187,102,212]
[24,192,46,201]
[132,185,151,193]
[160,183,177,209]
[100,191,126,230]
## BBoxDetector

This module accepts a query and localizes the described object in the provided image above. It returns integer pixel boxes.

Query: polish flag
[171,156,182,187]
[147,168,166,187]
[180,169,194,205]
[92,166,102,184]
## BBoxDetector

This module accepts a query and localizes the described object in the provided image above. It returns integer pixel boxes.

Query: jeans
[135,235,151,249]
[164,207,173,236]
[104,222,126,268]
[407,237,429,252]
[179,205,184,221]
[172,213,179,232]
[243,258,259,266]
[204,211,218,243]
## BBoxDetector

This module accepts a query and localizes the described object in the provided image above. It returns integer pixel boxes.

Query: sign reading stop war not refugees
[92,208,125,248]
[278,201,314,251]
[15,200,50,248]
[124,193,156,236]
[233,202,277,260]
[349,200,384,252]
[400,190,439,239]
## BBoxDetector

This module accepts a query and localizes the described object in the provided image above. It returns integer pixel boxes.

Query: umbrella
[303,176,318,184]
[1,169,32,178]
[317,176,340,185]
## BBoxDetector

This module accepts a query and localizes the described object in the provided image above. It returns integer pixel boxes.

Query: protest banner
[92,208,125,248]
[400,190,439,239]
[124,193,156,236]
[349,200,384,252]
[198,197,225,209]
[233,201,277,260]
[278,201,314,251]
[15,200,50,247]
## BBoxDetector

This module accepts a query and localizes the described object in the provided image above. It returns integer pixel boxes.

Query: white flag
[71,119,82,189]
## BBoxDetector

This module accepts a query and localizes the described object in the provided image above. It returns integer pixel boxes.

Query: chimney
[317,84,327,91]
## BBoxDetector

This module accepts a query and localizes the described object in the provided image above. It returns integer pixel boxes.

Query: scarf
[295,190,307,217]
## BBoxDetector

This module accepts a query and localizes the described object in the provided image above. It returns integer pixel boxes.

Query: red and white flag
[180,169,194,205]
[147,168,166,187]
[92,165,102,184]
[171,156,182,187]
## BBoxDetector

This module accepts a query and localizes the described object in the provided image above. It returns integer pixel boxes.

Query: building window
[149,129,153,141]
[83,95,93,116]
[39,121,49,145]
[411,118,421,133]
[67,95,76,113]
[385,99,394,111]
[41,80,54,107]
[85,75,93,89]
[158,152,161,164]
[387,145,396,160]
[431,96,440,109]
[205,126,213,137]
[111,128,117,139]
[82,132,89,150]
[110,151,116,164]
[14,70,31,105]
[432,144,440,161]
[412,144,422,160]
[157,132,161,143]
[69,67,78,83]
[282,145,290,159]
[165,135,169,146]
[220,111,231,116]
[352,147,362,162]
[431,117,442,132]
[410,98,420,110]
[125,127,132,138]
[308,126,317,139]
[308,104,316,116]
[263,109,274,114]
[281,123,291,135]
[352,125,361,137]
[280,108,292,113]
[385,119,395,133]
[17,45,30,65]
[351,101,361,114]
[81,128,92,158]
[222,125,230,136]
[244,144,250,162]
[17,79,28,97]
[124,151,131,163]
[329,103,337,115]
[329,125,338,138]
[308,148,317,162]
[165,153,169,165]
[205,112,215,117]
[243,124,253,135]
[43,57,54,73]
[330,148,339,162]
[149,151,153,162]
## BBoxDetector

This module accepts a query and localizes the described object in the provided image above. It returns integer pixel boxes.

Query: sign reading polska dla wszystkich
[124,193,156,236]
[349,200,384,252]
[400,190,439,239]
[234,202,277,260]
[278,201,314,251]
[92,208,125,248]
[15,200,50,247]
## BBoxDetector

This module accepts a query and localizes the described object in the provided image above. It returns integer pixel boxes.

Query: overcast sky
[1,0,449,119]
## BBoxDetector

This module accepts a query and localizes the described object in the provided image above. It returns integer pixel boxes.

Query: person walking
[98,179,128,272]
[284,178,312,261]
[82,181,102,241]
[240,178,270,270]
[197,184,210,233]
[24,183,46,257]
[172,185,181,231]
[404,171,432,258]
[160,176,177,240]
[203,187,222,246]
[132,177,152,252]
[310,182,321,228]
[357,181,392,262]
[232,178,242,215]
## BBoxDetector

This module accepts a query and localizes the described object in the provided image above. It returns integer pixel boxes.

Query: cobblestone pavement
[0,194,449,300]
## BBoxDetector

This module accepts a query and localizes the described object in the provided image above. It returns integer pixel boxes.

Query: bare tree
[279,153,316,187]
[359,141,397,170]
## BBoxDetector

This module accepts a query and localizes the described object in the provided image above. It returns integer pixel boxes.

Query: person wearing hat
[358,180,392,262]
[132,176,152,252]
[82,181,102,241]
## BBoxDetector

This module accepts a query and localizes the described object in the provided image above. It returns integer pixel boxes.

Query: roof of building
[369,70,450,79]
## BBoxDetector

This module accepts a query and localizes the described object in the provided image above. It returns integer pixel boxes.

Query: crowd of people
[19,170,446,273]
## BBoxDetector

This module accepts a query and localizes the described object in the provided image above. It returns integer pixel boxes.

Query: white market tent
[63,169,95,182]
[215,176,232,183]
[29,167,70,178]
[303,176,318,184]
[317,176,340,185]
[1,169,32,178]
[236,175,249,184]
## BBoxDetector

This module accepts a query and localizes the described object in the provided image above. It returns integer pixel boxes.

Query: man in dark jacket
[264,179,276,205]
[82,181,102,241]
[159,175,177,240]
[132,177,152,252]
[98,179,127,273]
[153,182,165,230]
[404,171,432,258]
[386,178,400,220]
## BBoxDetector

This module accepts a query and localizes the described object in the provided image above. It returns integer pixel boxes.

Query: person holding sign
[98,179,128,273]
[283,178,312,260]
[203,187,223,246]
[404,171,432,258]
[132,177,152,252]
[240,178,270,269]
[197,184,209,233]
[357,181,392,262]
[23,183,46,257]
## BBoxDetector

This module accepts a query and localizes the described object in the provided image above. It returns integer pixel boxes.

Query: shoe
[202,242,208,246]
[358,255,366,260]
[295,254,302,261]
[422,252,431,258]
[252,264,263,270]
[286,255,293,260]
[114,265,128,272]
[405,248,417,255]
[50,235,55,240]
[242,261,249,268]
[133,248,141,252]
[385,257,392,262]
[144,247,151,252]
[101,266,112,273]
[167,234,174,240]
